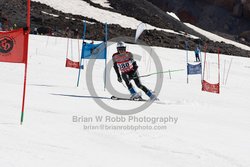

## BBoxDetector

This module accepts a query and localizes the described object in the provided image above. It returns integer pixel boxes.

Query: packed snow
[1,1,250,166]
[0,34,250,167]
[167,12,180,21]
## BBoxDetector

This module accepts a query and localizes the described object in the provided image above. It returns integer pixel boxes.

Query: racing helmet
[117,41,126,52]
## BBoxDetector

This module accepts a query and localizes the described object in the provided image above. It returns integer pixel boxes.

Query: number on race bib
[117,61,133,73]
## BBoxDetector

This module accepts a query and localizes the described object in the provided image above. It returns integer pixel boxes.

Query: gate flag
[202,47,220,94]
[65,58,81,69]
[81,42,106,59]
[0,0,30,124]
[77,21,108,88]
[0,28,28,63]
[185,40,202,83]
[202,80,220,94]
[187,63,202,75]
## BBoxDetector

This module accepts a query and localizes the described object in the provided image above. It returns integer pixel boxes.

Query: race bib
[117,60,133,73]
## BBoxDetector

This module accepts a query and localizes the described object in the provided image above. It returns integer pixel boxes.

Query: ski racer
[112,41,157,100]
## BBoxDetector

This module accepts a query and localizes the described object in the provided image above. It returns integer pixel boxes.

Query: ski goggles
[117,47,126,51]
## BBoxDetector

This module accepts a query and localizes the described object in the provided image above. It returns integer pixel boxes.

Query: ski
[111,95,146,101]
[110,95,165,104]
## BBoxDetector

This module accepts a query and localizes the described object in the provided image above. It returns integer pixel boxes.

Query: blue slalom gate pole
[77,20,86,87]
[185,41,189,84]
[104,23,108,91]
[199,40,203,83]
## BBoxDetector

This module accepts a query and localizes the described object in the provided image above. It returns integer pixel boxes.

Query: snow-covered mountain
[0,0,250,56]
[148,0,250,38]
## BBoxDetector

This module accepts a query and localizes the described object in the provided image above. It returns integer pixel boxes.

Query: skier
[112,41,157,100]
[194,46,200,62]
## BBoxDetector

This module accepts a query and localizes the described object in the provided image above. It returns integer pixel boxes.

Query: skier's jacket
[112,51,137,75]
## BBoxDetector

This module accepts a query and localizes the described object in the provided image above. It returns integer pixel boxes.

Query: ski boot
[129,88,142,101]
[130,93,143,101]
[146,90,159,101]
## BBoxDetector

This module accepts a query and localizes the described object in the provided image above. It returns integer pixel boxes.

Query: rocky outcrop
[0,0,249,57]
[148,0,250,44]
[176,9,197,25]
[243,1,250,18]
[240,30,250,42]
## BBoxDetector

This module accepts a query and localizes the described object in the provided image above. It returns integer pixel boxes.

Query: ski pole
[134,69,184,79]
[121,81,127,88]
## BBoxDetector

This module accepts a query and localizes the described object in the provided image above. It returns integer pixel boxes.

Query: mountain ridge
[148,0,250,43]
[0,0,249,57]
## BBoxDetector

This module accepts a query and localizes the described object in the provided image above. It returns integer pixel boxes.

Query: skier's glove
[131,72,137,79]
[117,76,122,83]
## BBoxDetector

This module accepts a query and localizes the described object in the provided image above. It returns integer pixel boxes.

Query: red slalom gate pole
[20,0,30,124]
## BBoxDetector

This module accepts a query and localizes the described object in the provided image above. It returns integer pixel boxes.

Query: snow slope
[166,12,250,51]
[0,35,250,167]
[185,23,250,51]
[91,0,112,9]
[31,0,177,35]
